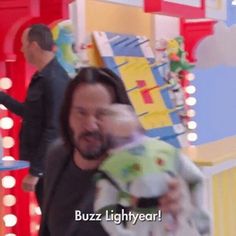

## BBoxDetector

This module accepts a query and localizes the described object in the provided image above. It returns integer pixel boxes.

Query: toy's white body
[94,137,210,236]
[95,105,210,236]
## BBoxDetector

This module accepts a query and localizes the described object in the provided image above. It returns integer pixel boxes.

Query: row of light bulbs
[0,76,41,235]
[0,76,18,235]
[184,73,198,143]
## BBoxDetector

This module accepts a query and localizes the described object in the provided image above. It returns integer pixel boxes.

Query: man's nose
[84,115,99,131]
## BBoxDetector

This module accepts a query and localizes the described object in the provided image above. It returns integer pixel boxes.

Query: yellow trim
[182,136,236,166]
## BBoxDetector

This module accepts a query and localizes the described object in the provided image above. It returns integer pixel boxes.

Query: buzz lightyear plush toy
[94,104,210,236]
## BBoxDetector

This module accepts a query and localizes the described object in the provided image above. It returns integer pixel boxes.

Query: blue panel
[106,32,144,57]
[145,126,181,147]
[0,160,29,171]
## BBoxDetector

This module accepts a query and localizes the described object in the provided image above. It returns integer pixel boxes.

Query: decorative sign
[93,31,188,147]
[144,0,205,18]
[98,0,142,7]
[144,0,226,20]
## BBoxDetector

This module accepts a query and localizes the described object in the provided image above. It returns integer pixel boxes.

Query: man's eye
[96,110,111,119]
[75,110,87,117]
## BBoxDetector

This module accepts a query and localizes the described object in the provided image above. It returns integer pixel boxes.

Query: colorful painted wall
[193,1,236,145]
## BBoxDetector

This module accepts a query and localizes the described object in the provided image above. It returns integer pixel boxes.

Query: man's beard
[71,130,110,160]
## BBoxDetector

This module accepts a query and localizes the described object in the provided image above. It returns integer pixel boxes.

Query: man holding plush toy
[39,67,209,236]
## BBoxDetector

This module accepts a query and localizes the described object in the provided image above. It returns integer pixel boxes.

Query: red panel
[144,0,205,19]
[0,0,40,60]
[180,19,216,62]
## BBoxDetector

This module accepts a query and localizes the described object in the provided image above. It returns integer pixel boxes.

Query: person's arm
[0,91,24,116]
[94,177,135,236]
[29,77,67,176]
[178,152,211,234]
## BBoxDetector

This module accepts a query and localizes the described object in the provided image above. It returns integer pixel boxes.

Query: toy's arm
[178,152,204,206]
[94,178,135,236]
[178,152,211,235]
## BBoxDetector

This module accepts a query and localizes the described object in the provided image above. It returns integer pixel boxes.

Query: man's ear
[30,41,40,50]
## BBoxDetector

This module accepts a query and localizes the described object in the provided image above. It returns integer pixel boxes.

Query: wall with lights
[193,0,236,145]
[0,1,72,235]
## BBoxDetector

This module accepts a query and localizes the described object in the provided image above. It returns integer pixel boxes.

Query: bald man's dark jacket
[0,58,70,176]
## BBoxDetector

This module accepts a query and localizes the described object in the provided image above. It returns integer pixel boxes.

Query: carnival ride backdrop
[93,31,188,147]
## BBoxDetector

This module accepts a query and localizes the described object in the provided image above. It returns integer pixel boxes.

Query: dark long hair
[60,66,132,149]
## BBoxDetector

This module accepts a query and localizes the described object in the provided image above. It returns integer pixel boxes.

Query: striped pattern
[212,167,236,236]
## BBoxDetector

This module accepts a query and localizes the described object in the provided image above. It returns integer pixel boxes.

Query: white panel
[70,0,89,63]
[154,15,180,40]
[164,0,201,7]
[93,31,114,57]
[137,36,155,58]
[97,0,142,7]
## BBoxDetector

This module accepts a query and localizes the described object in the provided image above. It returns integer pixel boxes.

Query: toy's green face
[100,139,178,183]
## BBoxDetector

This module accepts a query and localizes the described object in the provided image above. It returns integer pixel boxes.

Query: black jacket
[39,139,108,236]
[0,58,70,176]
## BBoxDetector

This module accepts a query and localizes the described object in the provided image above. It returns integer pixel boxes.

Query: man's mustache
[80,131,103,140]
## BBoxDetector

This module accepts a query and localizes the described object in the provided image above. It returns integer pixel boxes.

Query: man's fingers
[22,182,35,192]
[159,177,183,216]
[21,174,39,192]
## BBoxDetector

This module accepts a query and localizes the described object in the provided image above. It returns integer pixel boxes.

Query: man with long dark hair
[39,67,182,236]
[0,24,70,207]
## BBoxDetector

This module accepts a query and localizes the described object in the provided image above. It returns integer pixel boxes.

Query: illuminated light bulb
[2,136,15,148]
[186,73,195,81]
[187,121,197,129]
[185,97,197,106]
[187,109,196,117]
[3,214,17,227]
[35,206,42,215]
[3,194,16,207]
[5,234,17,236]
[185,85,196,94]
[187,132,198,142]
[31,222,40,233]
[2,156,15,161]
[0,104,7,110]
[30,203,37,215]
[2,176,16,189]
[232,0,236,5]
[0,77,12,90]
[0,117,14,129]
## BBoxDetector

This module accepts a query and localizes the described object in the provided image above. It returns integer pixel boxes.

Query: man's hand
[159,177,182,217]
[22,174,39,192]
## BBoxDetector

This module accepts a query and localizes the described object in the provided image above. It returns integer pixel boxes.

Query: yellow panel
[212,168,236,236]
[86,0,153,66]
[115,56,173,130]
[212,175,221,236]
[86,0,153,38]
[182,136,236,166]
